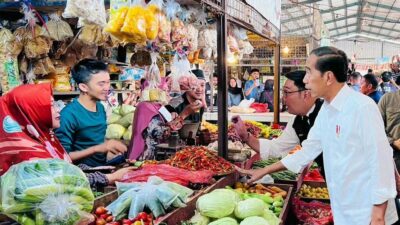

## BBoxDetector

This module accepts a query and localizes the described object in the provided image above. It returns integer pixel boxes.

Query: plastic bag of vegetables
[0,159,94,225]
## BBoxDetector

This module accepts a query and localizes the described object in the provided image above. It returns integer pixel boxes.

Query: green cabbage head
[240,216,269,225]
[234,198,265,219]
[208,217,238,225]
[196,189,238,218]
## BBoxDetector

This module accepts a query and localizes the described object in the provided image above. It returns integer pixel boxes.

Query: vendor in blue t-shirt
[244,68,263,102]
[56,59,128,168]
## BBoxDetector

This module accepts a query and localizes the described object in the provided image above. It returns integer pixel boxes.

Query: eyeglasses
[282,89,307,97]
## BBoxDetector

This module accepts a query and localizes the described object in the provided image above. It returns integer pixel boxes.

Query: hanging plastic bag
[171,18,188,49]
[78,23,108,46]
[164,0,182,20]
[104,6,129,41]
[144,3,159,40]
[1,55,21,93]
[168,54,198,94]
[0,159,95,225]
[63,0,107,26]
[44,13,74,41]
[186,24,199,51]
[140,53,168,104]
[120,0,147,44]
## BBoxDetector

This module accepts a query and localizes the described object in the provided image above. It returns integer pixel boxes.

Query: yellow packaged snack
[121,6,147,44]
[144,5,159,40]
[105,6,129,35]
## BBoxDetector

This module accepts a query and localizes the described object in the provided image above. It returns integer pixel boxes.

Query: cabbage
[208,217,238,225]
[234,198,265,219]
[106,124,126,139]
[120,104,135,116]
[196,189,237,218]
[123,125,132,141]
[240,216,269,225]
[116,112,134,127]
[211,189,241,203]
[262,209,280,225]
[112,106,121,114]
[107,113,122,124]
[189,210,209,225]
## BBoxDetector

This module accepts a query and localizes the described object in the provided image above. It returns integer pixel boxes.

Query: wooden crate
[93,186,118,209]
[157,172,293,225]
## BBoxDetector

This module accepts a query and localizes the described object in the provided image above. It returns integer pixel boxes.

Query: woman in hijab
[0,83,132,187]
[228,78,243,107]
[259,79,274,112]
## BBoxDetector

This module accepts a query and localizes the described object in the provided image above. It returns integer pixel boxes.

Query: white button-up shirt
[259,105,316,159]
[281,85,398,225]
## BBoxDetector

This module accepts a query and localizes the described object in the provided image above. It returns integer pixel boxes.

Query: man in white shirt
[233,70,325,175]
[237,46,398,225]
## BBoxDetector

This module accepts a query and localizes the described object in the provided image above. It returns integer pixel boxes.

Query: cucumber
[14,214,36,225]
[35,210,45,225]
[54,175,89,187]
[4,203,34,214]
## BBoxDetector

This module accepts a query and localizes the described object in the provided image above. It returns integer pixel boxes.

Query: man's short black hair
[363,74,378,89]
[310,46,348,83]
[250,68,260,74]
[71,59,108,84]
[285,70,306,91]
[212,72,218,78]
[350,72,361,79]
[368,68,373,73]
[381,71,392,82]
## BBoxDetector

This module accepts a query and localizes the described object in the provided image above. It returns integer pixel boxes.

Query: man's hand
[98,140,128,155]
[393,139,400,151]
[231,116,249,142]
[236,166,267,184]
[370,201,388,225]
[107,166,136,184]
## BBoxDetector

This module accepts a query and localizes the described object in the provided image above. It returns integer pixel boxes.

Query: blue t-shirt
[368,91,383,104]
[244,80,262,101]
[56,99,107,167]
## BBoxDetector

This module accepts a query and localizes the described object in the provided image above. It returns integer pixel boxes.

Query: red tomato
[95,207,108,216]
[105,215,114,222]
[121,219,132,225]
[137,212,148,221]
[96,218,107,225]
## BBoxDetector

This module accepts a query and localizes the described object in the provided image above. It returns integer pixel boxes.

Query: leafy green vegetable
[106,124,126,139]
[107,113,122,124]
[208,217,238,225]
[234,198,265,219]
[116,112,134,128]
[120,104,135,116]
[239,216,269,225]
[189,210,209,225]
[196,189,238,219]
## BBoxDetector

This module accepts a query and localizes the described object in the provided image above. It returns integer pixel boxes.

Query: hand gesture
[99,140,128,155]
[235,166,267,184]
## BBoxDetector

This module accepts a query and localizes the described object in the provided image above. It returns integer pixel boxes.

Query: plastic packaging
[187,24,199,51]
[140,53,168,104]
[121,164,214,186]
[63,0,107,26]
[107,176,193,219]
[78,23,109,46]
[168,54,198,94]
[0,55,21,93]
[0,159,95,225]
[44,13,74,41]
[120,1,147,44]
[164,0,182,20]
[293,198,333,225]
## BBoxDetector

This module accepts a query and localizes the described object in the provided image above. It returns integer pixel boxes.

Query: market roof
[281,0,400,43]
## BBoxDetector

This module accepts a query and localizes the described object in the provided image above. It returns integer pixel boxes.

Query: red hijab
[0,83,70,175]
